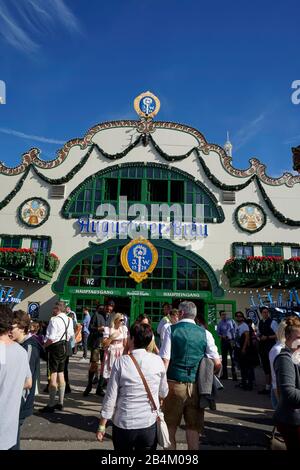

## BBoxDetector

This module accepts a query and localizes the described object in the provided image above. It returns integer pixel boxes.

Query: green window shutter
[262,245,283,257]
[1,237,22,248]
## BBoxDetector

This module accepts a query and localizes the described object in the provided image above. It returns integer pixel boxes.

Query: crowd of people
[0,300,300,451]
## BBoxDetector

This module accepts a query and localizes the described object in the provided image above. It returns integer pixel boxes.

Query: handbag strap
[129,353,158,412]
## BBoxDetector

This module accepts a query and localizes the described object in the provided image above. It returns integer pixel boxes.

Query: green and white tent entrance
[52,239,235,344]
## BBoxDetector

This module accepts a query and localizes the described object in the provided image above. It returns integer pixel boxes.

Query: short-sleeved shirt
[45,313,74,344]
[235,323,249,348]
[0,341,32,449]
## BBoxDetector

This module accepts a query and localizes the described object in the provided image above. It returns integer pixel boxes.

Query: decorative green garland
[32,145,94,185]
[93,134,142,160]
[18,197,50,228]
[31,135,142,185]
[234,202,267,234]
[0,167,31,211]
[0,133,300,227]
[149,134,196,161]
[255,178,300,227]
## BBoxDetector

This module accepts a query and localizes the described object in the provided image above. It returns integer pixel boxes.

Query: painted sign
[77,217,208,240]
[68,286,211,300]
[121,238,158,283]
[27,302,40,319]
[19,198,50,227]
[236,203,265,233]
[0,286,23,304]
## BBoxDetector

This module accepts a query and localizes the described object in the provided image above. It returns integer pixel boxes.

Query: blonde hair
[111,312,124,328]
[276,320,287,344]
[285,316,300,339]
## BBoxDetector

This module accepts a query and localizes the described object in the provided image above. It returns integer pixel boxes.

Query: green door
[140,297,167,331]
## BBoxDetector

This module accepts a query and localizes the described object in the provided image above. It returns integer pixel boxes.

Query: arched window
[62,163,224,223]
[66,245,211,292]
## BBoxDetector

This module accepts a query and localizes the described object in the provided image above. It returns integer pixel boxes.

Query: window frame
[63,163,224,224]
[66,246,211,292]
[291,247,300,258]
[1,237,22,248]
[234,245,254,259]
[262,245,283,257]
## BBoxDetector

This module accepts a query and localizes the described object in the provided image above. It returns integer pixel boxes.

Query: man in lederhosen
[41,302,74,412]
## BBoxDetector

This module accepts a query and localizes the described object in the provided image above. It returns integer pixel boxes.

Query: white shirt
[269,341,284,389]
[101,349,169,429]
[159,319,219,360]
[160,322,171,345]
[157,316,170,336]
[235,323,249,348]
[0,341,31,449]
[67,310,77,323]
[45,313,74,344]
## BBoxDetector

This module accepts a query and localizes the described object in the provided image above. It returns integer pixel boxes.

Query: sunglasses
[119,319,125,322]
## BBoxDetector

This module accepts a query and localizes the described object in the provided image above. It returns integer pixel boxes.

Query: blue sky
[0,0,299,175]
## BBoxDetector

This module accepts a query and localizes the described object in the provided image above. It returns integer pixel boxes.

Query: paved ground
[21,355,279,450]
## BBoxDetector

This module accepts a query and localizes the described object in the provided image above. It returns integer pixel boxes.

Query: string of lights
[0,266,48,285]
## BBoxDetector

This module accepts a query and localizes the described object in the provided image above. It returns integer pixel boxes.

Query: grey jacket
[198,357,223,410]
[274,348,300,425]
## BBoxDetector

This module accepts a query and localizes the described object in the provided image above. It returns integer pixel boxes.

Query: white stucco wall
[1,122,299,319]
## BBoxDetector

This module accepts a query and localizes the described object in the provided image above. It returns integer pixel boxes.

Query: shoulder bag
[57,316,73,356]
[129,354,170,449]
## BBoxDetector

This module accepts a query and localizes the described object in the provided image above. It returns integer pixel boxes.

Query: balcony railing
[223,256,300,287]
[0,248,60,282]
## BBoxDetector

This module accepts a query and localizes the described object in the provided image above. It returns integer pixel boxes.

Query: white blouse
[101,348,169,429]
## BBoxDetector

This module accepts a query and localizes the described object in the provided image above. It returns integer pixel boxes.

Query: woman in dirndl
[101,313,128,380]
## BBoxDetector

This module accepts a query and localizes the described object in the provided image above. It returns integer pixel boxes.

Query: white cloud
[283,135,300,145]
[0,127,64,145]
[234,113,265,151]
[0,2,39,53]
[0,0,80,53]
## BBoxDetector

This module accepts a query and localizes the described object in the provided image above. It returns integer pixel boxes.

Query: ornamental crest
[120,238,158,283]
[235,203,266,233]
[18,198,50,227]
[134,91,160,119]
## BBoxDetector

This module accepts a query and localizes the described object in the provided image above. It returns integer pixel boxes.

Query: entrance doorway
[73,296,131,321]
[53,238,228,343]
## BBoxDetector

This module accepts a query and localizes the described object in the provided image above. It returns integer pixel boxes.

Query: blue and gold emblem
[120,238,158,283]
[134,91,160,119]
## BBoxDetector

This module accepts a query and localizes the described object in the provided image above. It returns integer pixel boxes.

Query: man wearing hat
[83,300,115,396]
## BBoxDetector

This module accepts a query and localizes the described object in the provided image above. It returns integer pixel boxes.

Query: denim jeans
[271,388,278,410]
